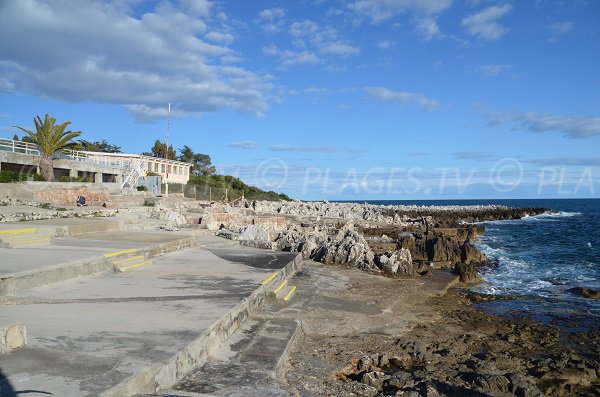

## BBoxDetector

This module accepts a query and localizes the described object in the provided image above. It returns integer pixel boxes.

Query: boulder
[461,243,489,265]
[377,249,413,275]
[239,224,270,242]
[568,287,600,299]
[454,262,482,284]
[1,323,27,353]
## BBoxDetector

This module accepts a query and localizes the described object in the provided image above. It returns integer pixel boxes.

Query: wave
[480,211,582,226]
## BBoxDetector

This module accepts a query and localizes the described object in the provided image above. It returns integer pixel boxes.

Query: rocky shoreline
[285,289,600,397]
[208,200,599,396]
[215,201,551,284]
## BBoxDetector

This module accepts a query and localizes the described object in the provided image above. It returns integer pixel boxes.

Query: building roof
[83,151,191,167]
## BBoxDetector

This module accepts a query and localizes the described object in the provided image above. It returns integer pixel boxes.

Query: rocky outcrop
[312,224,375,270]
[239,224,270,242]
[375,249,413,275]
[454,262,482,284]
[568,287,600,299]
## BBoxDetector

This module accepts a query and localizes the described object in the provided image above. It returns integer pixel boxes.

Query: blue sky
[1,0,599,200]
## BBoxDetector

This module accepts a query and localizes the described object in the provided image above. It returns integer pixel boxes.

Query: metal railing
[0,138,41,156]
[0,138,129,168]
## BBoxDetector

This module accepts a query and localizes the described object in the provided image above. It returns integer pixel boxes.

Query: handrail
[0,138,41,156]
[0,138,129,168]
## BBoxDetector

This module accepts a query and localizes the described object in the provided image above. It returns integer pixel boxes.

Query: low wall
[0,182,121,204]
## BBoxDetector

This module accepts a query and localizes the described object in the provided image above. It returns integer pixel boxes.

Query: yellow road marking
[11,237,49,245]
[4,233,44,239]
[119,261,149,271]
[283,286,297,302]
[274,280,288,294]
[0,228,37,235]
[104,249,137,258]
[261,272,278,286]
[113,255,145,264]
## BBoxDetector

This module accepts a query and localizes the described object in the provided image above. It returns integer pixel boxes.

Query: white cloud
[365,87,439,111]
[258,7,285,21]
[227,141,258,149]
[488,111,600,139]
[205,31,235,44]
[415,17,442,40]
[0,0,269,121]
[547,21,574,35]
[348,0,453,24]
[480,64,512,77]
[257,7,286,32]
[376,40,394,49]
[289,20,360,57]
[461,4,512,40]
[270,145,362,153]
[263,46,320,67]
[546,21,574,42]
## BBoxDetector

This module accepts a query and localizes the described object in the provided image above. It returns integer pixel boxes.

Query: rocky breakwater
[254,200,550,227]
[224,201,550,283]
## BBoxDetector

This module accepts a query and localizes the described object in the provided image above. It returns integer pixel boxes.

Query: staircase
[0,228,52,248]
[104,249,152,272]
[121,158,146,191]
[262,272,298,303]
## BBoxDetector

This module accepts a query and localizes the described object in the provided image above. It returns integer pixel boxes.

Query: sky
[1,0,599,200]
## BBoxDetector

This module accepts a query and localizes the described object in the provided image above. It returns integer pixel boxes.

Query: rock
[1,323,27,353]
[239,224,270,242]
[377,249,413,275]
[361,371,385,391]
[314,223,375,270]
[426,235,461,264]
[164,210,186,226]
[454,262,482,284]
[568,287,600,299]
[461,243,489,265]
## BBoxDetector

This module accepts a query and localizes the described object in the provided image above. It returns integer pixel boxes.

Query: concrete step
[104,249,152,272]
[270,279,298,303]
[0,228,52,248]
[155,317,301,397]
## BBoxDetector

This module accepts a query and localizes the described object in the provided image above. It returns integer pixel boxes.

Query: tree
[178,145,216,176]
[147,139,176,159]
[14,114,81,181]
[75,139,122,153]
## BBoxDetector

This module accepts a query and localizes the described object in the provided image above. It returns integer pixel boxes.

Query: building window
[154,163,159,172]
[161,164,165,173]
[168,165,172,174]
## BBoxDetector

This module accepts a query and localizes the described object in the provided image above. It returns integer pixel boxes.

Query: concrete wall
[1,151,125,184]
[0,182,121,202]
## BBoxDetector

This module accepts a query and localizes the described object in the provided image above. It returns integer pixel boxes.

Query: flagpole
[165,103,171,196]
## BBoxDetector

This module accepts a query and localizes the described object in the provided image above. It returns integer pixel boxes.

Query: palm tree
[14,114,81,181]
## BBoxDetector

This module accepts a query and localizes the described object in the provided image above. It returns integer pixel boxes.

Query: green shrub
[136,185,148,191]
[59,176,94,183]
[0,170,45,183]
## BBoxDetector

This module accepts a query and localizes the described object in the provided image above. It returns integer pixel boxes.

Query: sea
[360,199,600,330]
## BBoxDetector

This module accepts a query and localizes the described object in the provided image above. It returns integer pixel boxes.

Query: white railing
[0,138,129,169]
[0,138,41,156]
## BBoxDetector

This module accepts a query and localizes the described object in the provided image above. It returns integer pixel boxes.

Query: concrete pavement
[0,244,299,396]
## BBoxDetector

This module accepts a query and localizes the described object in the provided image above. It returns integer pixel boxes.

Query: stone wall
[33,188,113,206]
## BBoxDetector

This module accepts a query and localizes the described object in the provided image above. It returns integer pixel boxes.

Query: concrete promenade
[0,217,301,397]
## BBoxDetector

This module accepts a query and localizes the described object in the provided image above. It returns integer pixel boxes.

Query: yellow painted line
[104,248,138,258]
[261,272,278,286]
[113,255,144,264]
[3,233,44,239]
[119,261,149,271]
[11,237,49,245]
[0,228,37,235]
[273,280,288,295]
[283,286,297,302]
